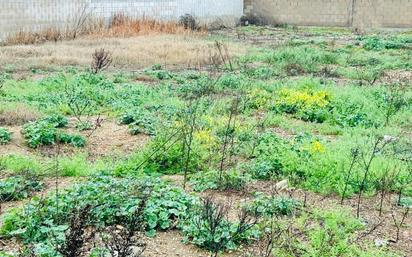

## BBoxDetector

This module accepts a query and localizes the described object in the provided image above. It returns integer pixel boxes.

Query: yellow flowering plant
[274,88,332,123]
[193,129,218,151]
[310,140,326,154]
[247,88,273,109]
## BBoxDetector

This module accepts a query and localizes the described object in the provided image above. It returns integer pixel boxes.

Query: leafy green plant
[22,120,56,148]
[119,109,157,136]
[145,68,174,80]
[42,114,68,128]
[273,88,332,123]
[0,127,11,144]
[129,118,156,136]
[0,176,195,248]
[247,193,300,217]
[59,133,86,148]
[0,175,43,202]
[22,115,85,148]
[144,185,197,236]
[216,73,245,91]
[247,160,282,180]
[399,197,412,208]
[330,100,374,128]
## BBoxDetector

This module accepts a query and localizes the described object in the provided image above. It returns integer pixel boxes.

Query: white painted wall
[0,0,244,39]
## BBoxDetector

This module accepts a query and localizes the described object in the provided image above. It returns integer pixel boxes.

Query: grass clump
[0,154,42,174]
[189,170,252,192]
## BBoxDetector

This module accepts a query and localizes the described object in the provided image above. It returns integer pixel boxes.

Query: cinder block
[248,0,412,28]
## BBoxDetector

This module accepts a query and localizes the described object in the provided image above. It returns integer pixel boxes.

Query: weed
[0,154,41,174]
[381,76,410,126]
[182,197,260,257]
[0,103,40,126]
[359,35,411,51]
[0,175,43,202]
[0,127,11,144]
[247,193,300,217]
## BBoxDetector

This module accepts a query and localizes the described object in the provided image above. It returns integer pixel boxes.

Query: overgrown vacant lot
[0,24,411,257]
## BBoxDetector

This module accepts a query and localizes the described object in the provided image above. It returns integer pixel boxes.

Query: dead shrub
[208,41,234,71]
[101,193,149,257]
[179,14,199,31]
[91,48,113,73]
[284,63,305,76]
[57,205,93,257]
[0,74,6,91]
[239,14,268,26]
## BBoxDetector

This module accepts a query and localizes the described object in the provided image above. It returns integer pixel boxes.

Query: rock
[383,135,397,143]
[276,179,288,190]
[374,239,388,247]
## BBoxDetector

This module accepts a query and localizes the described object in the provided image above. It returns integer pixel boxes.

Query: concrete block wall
[0,0,244,40]
[246,0,412,28]
[352,0,412,28]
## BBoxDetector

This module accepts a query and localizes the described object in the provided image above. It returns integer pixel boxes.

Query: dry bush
[91,48,112,73]
[101,14,205,38]
[57,205,93,257]
[284,63,306,76]
[239,14,269,26]
[101,191,150,257]
[179,14,199,31]
[4,27,69,46]
[0,103,40,126]
[2,14,205,46]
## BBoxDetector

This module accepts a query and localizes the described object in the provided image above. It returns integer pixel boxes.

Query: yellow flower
[277,88,331,110]
[310,140,326,154]
[194,130,217,150]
